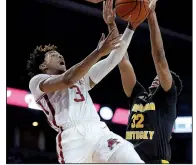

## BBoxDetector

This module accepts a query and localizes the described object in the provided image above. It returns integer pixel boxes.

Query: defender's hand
[97,29,121,57]
[103,0,116,25]
[147,0,158,18]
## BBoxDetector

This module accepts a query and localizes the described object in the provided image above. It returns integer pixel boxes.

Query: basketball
[115,0,150,24]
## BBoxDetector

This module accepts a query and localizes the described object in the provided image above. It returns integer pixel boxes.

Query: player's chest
[68,80,86,102]
[68,80,85,93]
[126,102,157,141]
[48,79,86,101]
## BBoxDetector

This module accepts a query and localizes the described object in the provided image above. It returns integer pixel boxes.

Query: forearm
[88,27,134,84]
[118,32,135,87]
[148,13,165,62]
[108,22,127,62]
[108,22,131,64]
[108,22,120,38]
[63,49,102,85]
[118,52,136,97]
[148,12,172,91]
[119,52,129,67]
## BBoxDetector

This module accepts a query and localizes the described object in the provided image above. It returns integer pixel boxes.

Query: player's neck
[46,69,64,75]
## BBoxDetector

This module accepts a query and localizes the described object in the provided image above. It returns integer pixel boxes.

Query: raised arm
[39,30,121,93]
[147,1,172,92]
[101,0,137,97]
[86,25,134,88]
[118,53,136,97]
[85,0,135,89]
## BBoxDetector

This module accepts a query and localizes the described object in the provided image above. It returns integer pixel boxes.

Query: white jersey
[29,74,100,132]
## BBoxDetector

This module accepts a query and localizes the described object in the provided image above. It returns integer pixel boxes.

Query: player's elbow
[153,51,168,68]
[41,75,75,93]
[119,59,131,71]
[152,49,165,61]
[123,80,136,98]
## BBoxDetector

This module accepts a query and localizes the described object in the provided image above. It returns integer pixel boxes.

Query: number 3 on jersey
[70,85,85,102]
[131,114,144,128]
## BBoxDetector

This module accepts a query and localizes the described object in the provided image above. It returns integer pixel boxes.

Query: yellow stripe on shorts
[161,160,169,164]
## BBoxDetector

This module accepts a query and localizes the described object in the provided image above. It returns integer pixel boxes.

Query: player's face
[149,76,160,93]
[44,51,66,72]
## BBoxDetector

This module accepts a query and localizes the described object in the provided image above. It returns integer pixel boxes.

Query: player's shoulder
[128,82,146,102]
[155,82,177,98]
[29,74,50,84]
[29,74,51,91]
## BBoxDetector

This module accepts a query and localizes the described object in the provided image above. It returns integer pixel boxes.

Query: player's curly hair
[170,71,183,96]
[27,44,57,78]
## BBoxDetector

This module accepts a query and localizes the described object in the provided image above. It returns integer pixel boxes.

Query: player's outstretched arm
[147,1,172,92]
[86,25,134,87]
[85,0,135,91]
[118,53,136,97]
[105,0,136,97]
[39,30,121,93]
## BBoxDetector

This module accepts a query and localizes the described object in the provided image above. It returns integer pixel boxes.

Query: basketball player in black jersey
[119,1,183,164]
[103,0,182,163]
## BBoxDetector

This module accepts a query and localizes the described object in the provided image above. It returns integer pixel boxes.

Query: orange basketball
[115,0,150,24]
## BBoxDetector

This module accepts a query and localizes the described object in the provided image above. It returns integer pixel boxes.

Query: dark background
[7,0,192,163]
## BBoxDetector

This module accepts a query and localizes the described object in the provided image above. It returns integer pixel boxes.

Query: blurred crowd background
[7,0,192,163]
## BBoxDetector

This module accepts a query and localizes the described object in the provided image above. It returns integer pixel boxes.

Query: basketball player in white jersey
[27,16,144,163]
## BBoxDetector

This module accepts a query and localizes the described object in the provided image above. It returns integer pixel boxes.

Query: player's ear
[39,63,47,72]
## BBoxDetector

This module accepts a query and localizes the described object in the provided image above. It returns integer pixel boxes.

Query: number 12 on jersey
[131,114,144,128]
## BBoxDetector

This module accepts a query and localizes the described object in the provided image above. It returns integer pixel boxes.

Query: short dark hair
[27,44,57,78]
[170,71,183,96]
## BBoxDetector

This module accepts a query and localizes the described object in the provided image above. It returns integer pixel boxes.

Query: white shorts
[56,121,144,163]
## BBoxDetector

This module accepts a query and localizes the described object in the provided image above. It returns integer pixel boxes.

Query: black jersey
[126,81,177,163]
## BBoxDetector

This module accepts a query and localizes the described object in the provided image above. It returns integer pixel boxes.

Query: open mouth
[59,61,65,65]
[150,83,159,88]
[151,85,158,88]
[153,82,159,86]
